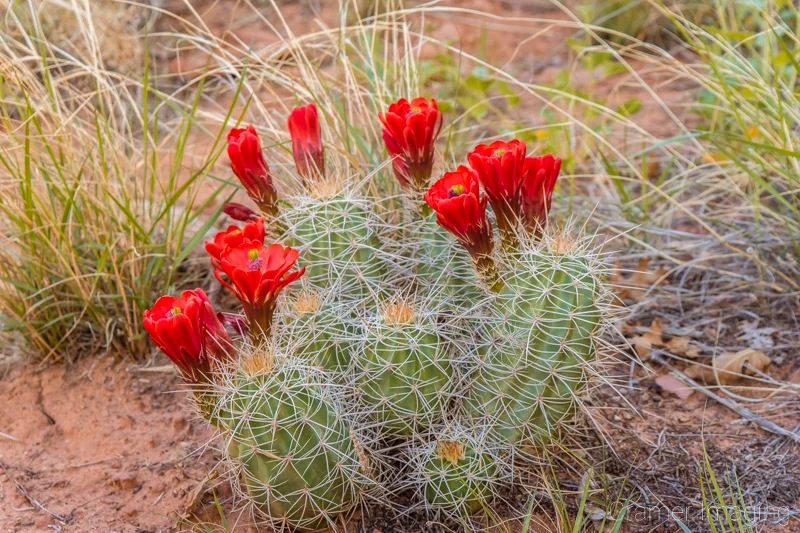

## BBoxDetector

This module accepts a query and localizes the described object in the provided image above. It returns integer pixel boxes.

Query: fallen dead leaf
[629,318,664,358]
[615,258,669,303]
[182,478,210,519]
[587,506,607,522]
[665,336,700,358]
[655,374,694,399]
[182,469,220,518]
[685,348,771,385]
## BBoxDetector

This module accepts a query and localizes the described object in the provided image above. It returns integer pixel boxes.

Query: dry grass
[0,0,236,362]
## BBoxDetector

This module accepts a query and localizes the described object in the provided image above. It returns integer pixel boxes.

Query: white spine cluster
[212,350,370,531]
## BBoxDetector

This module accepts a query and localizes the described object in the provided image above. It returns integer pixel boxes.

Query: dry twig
[0,459,68,523]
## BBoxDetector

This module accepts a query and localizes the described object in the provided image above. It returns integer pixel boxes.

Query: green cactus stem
[412,216,485,310]
[281,180,385,301]
[279,289,359,373]
[465,237,604,446]
[219,353,366,532]
[408,425,500,517]
[354,301,454,437]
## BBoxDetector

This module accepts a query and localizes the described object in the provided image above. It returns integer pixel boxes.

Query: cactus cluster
[144,99,612,531]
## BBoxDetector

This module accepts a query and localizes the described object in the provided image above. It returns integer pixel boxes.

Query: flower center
[247,248,262,270]
[230,229,241,235]
[405,106,422,118]
[447,184,465,198]
[493,148,506,156]
[166,307,182,318]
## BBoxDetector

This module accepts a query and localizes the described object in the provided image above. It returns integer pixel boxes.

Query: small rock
[150,481,167,495]
[108,471,139,490]
[172,415,188,434]
[587,507,606,521]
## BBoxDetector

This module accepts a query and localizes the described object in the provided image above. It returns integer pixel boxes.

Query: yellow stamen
[447,184,465,198]
[248,248,259,261]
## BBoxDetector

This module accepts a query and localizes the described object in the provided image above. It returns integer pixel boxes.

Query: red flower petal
[380,97,443,190]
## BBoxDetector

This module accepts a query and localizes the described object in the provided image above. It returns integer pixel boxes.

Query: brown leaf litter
[612,258,670,303]
[685,348,772,385]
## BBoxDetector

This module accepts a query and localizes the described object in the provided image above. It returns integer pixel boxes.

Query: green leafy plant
[420,54,521,120]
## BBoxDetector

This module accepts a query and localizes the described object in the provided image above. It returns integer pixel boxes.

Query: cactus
[280,181,386,301]
[407,424,502,517]
[144,98,616,527]
[354,301,457,437]
[411,215,484,311]
[279,289,359,373]
[218,353,366,532]
[465,236,605,446]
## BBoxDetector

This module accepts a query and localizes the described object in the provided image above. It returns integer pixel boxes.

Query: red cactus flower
[205,218,265,269]
[288,104,325,182]
[223,202,259,222]
[467,139,527,247]
[425,166,500,289]
[143,289,232,383]
[424,166,492,256]
[521,154,561,237]
[379,97,443,192]
[215,242,305,338]
[227,126,279,216]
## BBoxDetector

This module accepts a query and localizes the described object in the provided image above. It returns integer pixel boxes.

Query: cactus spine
[219,354,365,532]
[466,238,603,446]
[281,182,385,301]
[354,301,455,437]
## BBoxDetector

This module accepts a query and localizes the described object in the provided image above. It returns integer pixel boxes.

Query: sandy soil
[1,330,796,532]
[0,361,221,532]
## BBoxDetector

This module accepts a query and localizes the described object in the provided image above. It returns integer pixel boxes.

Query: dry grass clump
[1,0,151,78]
[0,1,233,362]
